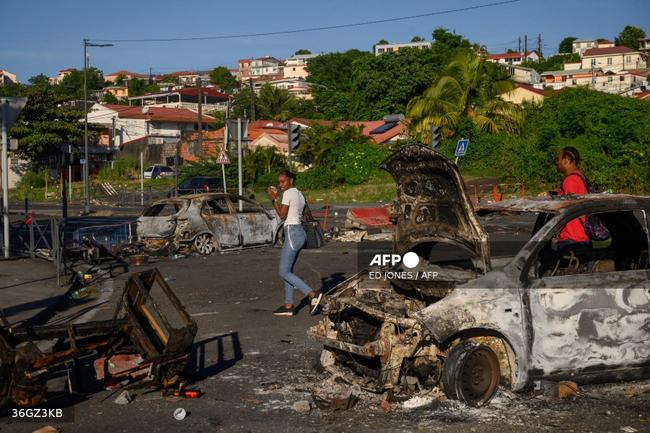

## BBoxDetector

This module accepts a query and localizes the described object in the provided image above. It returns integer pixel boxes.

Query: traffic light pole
[287,122,292,170]
[2,100,9,258]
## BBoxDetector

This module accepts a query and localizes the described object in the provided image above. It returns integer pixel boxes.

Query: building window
[620,75,625,81]
[607,57,612,65]
[387,47,393,52]
[591,59,596,66]
[378,48,384,53]
[572,79,577,85]
[607,76,613,82]
[626,55,631,63]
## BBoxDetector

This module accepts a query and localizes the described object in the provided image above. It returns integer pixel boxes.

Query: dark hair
[558,146,581,166]
[278,169,296,180]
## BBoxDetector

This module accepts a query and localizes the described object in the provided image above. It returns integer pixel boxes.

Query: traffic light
[288,122,301,151]
[430,124,441,149]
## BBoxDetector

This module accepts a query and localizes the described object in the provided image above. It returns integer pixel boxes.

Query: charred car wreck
[138,193,283,255]
[0,269,197,411]
[310,144,650,406]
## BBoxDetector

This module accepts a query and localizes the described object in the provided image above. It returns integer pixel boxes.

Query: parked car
[309,144,650,406]
[168,176,224,197]
[137,193,283,255]
[144,165,176,179]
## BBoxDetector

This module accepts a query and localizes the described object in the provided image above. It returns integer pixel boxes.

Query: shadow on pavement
[186,331,243,383]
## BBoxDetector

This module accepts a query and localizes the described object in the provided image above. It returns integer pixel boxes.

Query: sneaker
[310,292,324,315]
[273,305,294,316]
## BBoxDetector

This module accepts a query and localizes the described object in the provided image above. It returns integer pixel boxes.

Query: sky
[2,0,649,81]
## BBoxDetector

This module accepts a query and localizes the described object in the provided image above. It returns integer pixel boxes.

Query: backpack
[567,173,610,241]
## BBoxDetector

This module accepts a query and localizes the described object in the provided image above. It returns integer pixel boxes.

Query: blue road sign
[79,158,86,165]
[455,138,469,157]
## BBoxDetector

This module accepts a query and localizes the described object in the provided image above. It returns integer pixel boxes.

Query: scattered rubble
[292,400,311,413]
[0,268,197,412]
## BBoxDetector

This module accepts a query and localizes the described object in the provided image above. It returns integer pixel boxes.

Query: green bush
[334,141,390,185]
[17,169,49,189]
[297,167,338,190]
[97,157,139,181]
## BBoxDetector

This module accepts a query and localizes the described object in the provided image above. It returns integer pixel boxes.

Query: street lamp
[83,39,113,214]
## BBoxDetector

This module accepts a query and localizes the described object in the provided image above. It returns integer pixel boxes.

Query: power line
[90,0,522,43]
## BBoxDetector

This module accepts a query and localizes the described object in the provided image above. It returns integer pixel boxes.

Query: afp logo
[369,252,420,269]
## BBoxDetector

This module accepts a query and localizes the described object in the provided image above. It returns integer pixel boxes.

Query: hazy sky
[2,0,649,81]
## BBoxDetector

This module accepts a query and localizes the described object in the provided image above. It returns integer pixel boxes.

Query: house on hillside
[501,65,541,84]
[105,70,148,83]
[487,51,539,65]
[572,39,599,56]
[251,57,283,78]
[127,87,232,112]
[87,104,215,164]
[581,46,646,73]
[48,68,75,85]
[284,54,316,79]
[0,70,17,85]
[500,84,551,104]
[374,41,431,55]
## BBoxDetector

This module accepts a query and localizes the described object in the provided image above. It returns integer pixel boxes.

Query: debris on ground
[312,390,359,411]
[335,229,367,242]
[0,268,197,411]
[114,390,133,405]
[292,400,312,413]
[345,207,394,230]
[173,407,187,421]
[31,427,61,433]
[557,381,579,399]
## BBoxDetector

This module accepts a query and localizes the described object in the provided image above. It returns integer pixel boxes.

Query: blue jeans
[280,224,314,305]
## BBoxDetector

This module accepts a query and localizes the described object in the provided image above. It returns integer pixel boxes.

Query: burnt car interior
[533,210,650,278]
[203,198,230,215]
[143,202,184,217]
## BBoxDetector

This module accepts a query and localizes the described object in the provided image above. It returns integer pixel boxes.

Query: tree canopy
[294,49,312,55]
[558,37,577,53]
[615,25,646,49]
[208,66,238,93]
[57,68,106,99]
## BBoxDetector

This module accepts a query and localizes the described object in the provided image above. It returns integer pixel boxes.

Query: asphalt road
[1,238,649,433]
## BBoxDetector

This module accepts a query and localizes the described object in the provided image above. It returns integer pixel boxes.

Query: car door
[231,195,274,245]
[201,197,240,247]
[527,271,650,376]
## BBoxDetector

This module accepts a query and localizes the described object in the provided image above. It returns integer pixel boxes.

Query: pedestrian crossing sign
[216,149,230,164]
[455,138,469,157]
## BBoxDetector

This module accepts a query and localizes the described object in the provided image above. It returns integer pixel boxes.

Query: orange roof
[488,51,535,60]
[583,46,637,56]
[100,104,215,123]
[106,70,147,78]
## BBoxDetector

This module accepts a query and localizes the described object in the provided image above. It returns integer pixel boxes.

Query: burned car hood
[380,144,491,273]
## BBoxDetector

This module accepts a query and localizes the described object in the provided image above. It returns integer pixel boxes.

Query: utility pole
[1,101,9,259]
[518,36,521,52]
[248,78,256,122]
[148,67,153,85]
[237,118,243,211]
[524,35,528,55]
[82,39,112,215]
[197,77,203,151]
[537,34,542,59]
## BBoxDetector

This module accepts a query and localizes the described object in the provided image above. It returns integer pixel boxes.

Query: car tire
[193,233,219,255]
[442,342,500,406]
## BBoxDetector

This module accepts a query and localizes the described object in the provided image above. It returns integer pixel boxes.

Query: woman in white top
[267,170,323,316]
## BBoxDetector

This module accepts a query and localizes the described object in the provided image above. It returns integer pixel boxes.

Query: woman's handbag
[302,220,326,249]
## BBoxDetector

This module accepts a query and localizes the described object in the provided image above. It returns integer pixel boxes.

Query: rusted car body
[0,269,197,410]
[137,193,282,255]
[310,144,650,405]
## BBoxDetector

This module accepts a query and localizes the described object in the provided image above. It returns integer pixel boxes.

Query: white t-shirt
[281,187,305,225]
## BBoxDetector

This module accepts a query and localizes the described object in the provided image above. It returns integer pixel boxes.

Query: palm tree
[407,51,523,142]
[256,84,291,120]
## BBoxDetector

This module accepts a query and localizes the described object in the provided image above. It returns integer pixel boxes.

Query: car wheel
[442,342,500,406]
[193,233,218,255]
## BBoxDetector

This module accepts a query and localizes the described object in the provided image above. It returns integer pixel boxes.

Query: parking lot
[1,239,649,433]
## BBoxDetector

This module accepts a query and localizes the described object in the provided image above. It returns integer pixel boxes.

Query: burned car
[310,144,650,406]
[137,193,283,255]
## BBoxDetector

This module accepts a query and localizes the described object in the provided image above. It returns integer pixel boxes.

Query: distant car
[144,165,176,179]
[137,193,283,255]
[169,176,224,197]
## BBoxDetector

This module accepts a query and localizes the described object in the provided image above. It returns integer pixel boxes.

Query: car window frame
[142,199,188,217]
[201,196,232,216]
[516,203,650,285]
[229,194,269,215]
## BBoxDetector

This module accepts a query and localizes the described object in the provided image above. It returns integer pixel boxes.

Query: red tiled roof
[515,84,551,96]
[176,87,232,100]
[249,120,285,129]
[286,118,404,144]
[238,59,252,64]
[488,51,535,60]
[628,69,648,77]
[635,91,650,99]
[583,46,637,56]
[100,104,215,123]
[106,70,147,78]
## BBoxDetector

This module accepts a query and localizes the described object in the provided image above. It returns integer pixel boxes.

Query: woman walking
[267,170,323,316]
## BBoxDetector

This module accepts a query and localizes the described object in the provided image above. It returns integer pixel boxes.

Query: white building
[486,51,539,65]
[87,104,215,148]
[502,65,541,84]
[251,57,283,77]
[572,39,599,56]
[374,41,431,55]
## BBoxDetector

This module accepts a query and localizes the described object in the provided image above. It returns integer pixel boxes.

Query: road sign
[455,138,469,157]
[79,158,86,165]
[216,149,230,165]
